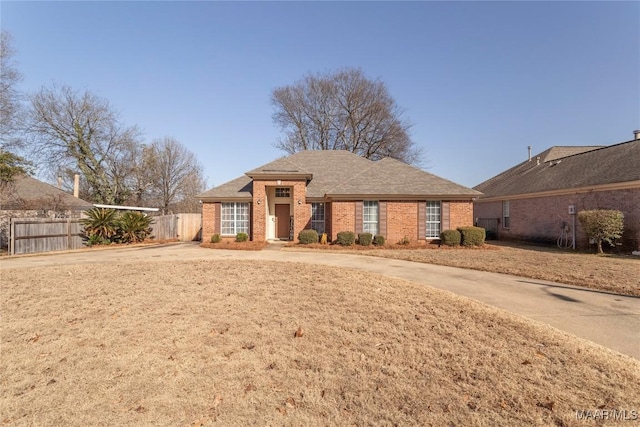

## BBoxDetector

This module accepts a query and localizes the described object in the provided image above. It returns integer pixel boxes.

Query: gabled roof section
[475,139,640,199]
[326,157,482,199]
[1,174,94,210]
[199,150,481,201]
[197,175,253,201]
[245,155,313,180]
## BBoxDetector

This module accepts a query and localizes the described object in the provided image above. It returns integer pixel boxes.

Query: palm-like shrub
[80,208,118,242]
[115,211,153,243]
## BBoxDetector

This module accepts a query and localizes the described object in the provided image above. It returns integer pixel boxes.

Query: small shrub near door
[236,232,249,242]
[373,235,385,246]
[457,226,485,246]
[336,231,355,246]
[298,229,319,244]
[357,232,373,246]
[440,229,461,246]
[210,233,221,243]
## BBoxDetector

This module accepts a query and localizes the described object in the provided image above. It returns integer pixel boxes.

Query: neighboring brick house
[0,174,94,248]
[198,150,481,243]
[473,133,640,252]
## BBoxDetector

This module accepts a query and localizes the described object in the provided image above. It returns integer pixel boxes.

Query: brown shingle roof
[474,139,640,198]
[198,150,480,200]
[326,157,481,198]
[1,175,94,210]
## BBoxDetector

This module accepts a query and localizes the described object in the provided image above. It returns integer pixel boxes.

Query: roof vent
[634,130,640,140]
[528,146,532,161]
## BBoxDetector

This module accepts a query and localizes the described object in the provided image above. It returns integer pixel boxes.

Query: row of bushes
[210,232,248,243]
[298,229,386,246]
[441,226,485,247]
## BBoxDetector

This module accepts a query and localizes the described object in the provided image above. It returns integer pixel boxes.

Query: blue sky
[2,1,638,189]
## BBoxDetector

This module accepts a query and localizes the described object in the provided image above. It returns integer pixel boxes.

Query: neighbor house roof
[198,150,481,201]
[0,174,94,210]
[474,139,640,200]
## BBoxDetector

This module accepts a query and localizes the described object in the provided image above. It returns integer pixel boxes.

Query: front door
[275,204,290,239]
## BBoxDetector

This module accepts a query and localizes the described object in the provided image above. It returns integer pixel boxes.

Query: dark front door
[275,204,290,239]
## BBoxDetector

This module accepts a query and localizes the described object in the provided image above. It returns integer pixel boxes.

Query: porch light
[297,199,302,205]
[256,198,261,205]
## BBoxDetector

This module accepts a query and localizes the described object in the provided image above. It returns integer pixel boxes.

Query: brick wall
[201,202,218,243]
[330,201,355,241]
[448,200,474,230]
[473,188,640,251]
[386,201,419,243]
[329,199,475,243]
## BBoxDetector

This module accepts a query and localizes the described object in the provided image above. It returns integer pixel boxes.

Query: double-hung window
[311,202,325,235]
[363,201,379,235]
[221,202,249,235]
[502,200,510,229]
[426,201,441,239]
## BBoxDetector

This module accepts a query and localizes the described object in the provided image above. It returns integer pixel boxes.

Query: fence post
[9,217,15,255]
[67,218,72,250]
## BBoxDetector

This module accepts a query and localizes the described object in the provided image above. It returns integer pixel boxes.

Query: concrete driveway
[2,242,639,360]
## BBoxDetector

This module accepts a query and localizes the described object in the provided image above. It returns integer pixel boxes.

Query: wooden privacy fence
[151,213,202,242]
[10,218,84,255]
[8,213,202,255]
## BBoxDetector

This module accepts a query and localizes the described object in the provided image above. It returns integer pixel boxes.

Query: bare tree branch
[271,67,421,164]
[25,85,141,204]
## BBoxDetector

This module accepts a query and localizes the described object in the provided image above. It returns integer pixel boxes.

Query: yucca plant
[80,208,118,243]
[115,211,153,243]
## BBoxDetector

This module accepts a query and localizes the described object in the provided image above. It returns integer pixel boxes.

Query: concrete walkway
[2,242,639,359]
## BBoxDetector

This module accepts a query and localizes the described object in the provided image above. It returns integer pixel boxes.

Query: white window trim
[221,202,250,236]
[363,200,379,236]
[426,201,441,239]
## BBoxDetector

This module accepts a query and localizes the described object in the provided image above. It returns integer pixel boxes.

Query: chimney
[73,174,80,198]
[528,146,532,161]
[634,130,640,140]
[57,176,62,189]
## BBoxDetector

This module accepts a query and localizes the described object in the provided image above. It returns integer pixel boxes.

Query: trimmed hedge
[358,232,373,246]
[210,233,221,243]
[440,229,461,246]
[373,235,385,246]
[235,232,249,242]
[298,229,319,244]
[457,226,485,246]
[336,231,356,246]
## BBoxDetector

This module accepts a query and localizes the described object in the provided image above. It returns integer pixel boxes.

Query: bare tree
[26,85,140,204]
[271,68,421,164]
[141,137,206,213]
[0,31,24,150]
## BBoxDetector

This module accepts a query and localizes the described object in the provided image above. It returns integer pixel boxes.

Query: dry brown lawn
[2,259,639,426]
[287,241,640,297]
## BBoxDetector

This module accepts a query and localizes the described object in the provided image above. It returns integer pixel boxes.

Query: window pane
[221,202,250,235]
[502,201,510,229]
[311,202,325,234]
[275,187,290,198]
[363,201,379,235]
[426,201,441,239]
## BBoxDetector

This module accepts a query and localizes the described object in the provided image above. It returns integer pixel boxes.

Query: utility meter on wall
[568,205,576,215]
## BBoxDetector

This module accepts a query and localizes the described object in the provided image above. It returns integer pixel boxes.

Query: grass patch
[2,260,639,426]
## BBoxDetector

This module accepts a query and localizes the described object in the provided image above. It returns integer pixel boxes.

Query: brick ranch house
[473,133,640,252]
[198,150,481,243]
